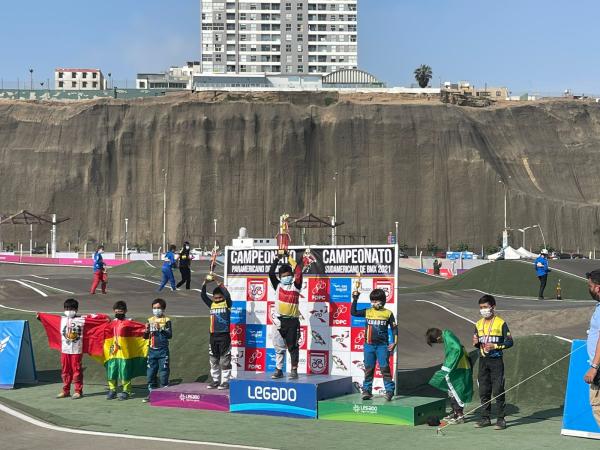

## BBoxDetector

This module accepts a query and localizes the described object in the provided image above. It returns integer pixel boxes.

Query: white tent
[516,247,539,259]
[487,246,523,260]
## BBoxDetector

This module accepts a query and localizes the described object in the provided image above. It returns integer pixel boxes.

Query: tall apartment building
[201,1,358,75]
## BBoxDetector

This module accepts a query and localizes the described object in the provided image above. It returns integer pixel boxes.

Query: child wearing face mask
[268,252,304,380]
[142,298,172,402]
[37,298,109,399]
[351,288,398,401]
[473,294,513,430]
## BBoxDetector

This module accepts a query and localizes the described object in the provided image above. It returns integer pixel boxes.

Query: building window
[297,65,304,73]
[139,81,146,88]
[71,81,76,87]
[297,14,303,21]
[93,82,98,88]
[297,3,303,10]
[71,72,77,78]
[82,81,87,88]
[58,72,63,79]
[286,44,292,52]
[58,81,64,87]
[82,72,87,79]
[285,3,291,11]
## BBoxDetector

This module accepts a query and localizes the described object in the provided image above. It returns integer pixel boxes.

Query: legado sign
[224,245,399,392]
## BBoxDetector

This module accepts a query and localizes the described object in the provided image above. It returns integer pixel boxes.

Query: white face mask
[281,275,294,286]
[371,301,384,310]
[152,308,163,317]
[480,308,493,318]
[185,245,190,250]
[64,310,76,318]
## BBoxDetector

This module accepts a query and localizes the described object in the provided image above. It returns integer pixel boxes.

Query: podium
[149,383,230,411]
[230,373,354,419]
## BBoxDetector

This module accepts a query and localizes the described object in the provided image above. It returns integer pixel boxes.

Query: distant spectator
[433,259,442,276]
[534,249,550,300]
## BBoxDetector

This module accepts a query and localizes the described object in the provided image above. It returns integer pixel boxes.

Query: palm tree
[414,64,433,88]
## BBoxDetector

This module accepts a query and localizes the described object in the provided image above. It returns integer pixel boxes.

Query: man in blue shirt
[534,249,550,300]
[585,270,600,426]
[90,245,107,294]
[157,245,178,292]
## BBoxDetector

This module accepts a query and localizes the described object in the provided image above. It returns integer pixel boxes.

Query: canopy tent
[516,247,539,259]
[487,246,523,261]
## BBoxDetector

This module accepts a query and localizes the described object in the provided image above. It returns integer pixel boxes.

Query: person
[584,270,600,426]
[143,298,172,402]
[107,301,133,400]
[37,299,110,400]
[426,328,473,424]
[158,244,178,292]
[268,253,304,379]
[201,276,232,389]
[433,259,442,276]
[473,294,513,430]
[534,249,550,299]
[351,288,398,401]
[90,245,107,294]
[176,241,193,290]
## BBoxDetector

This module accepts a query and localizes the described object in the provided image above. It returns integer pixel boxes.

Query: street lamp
[213,218,218,248]
[108,72,112,89]
[29,68,33,91]
[162,169,167,252]
[517,225,538,249]
[498,176,511,248]
[332,171,338,246]
[124,218,129,259]
[395,221,399,246]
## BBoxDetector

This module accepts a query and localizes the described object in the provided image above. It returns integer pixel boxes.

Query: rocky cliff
[1,92,600,253]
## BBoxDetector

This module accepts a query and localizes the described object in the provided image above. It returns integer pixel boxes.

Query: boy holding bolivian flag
[99,301,148,400]
[426,328,473,424]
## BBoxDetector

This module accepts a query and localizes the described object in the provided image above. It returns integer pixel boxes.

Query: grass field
[404,261,590,299]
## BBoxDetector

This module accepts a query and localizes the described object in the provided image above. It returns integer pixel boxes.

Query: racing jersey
[162,251,176,270]
[474,315,513,358]
[201,283,232,334]
[143,316,172,350]
[269,257,303,319]
[351,296,398,345]
[93,252,104,272]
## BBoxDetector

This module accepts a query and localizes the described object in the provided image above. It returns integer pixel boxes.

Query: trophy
[207,242,220,282]
[354,272,362,292]
[276,214,291,257]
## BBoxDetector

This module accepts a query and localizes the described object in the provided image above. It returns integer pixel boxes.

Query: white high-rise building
[201,1,358,75]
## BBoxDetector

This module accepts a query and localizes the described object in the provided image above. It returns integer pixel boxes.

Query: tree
[414,64,433,88]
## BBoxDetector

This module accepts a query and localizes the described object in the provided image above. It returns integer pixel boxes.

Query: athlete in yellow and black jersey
[473,294,514,430]
[351,288,398,401]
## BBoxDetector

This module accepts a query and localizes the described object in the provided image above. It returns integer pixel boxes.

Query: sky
[1,0,600,94]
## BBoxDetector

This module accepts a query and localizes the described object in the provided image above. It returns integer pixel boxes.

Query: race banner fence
[225,245,398,393]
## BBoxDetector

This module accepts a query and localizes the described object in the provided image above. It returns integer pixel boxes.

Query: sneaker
[495,418,507,430]
[207,380,220,389]
[271,369,284,379]
[106,390,117,400]
[538,297,544,300]
[361,391,373,400]
[289,369,298,379]
[117,392,130,401]
[385,391,394,401]
[217,382,230,390]
[56,392,69,399]
[142,397,150,403]
[451,414,465,424]
[474,418,492,428]
[71,392,83,400]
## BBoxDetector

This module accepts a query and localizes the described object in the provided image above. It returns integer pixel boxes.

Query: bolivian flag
[94,319,148,380]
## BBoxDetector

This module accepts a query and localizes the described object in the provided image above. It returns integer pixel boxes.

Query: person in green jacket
[426,328,473,423]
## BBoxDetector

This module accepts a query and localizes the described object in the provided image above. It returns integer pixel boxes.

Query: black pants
[278,317,300,368]
[177,266,191,289]
[538,274,547,298]
[478,357,505,419]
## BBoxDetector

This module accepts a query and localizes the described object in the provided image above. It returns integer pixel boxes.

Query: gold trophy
[276,214,291,257]
[354,272,362,294]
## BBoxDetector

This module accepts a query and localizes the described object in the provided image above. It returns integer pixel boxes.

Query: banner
[0,320,37,389]
[225,245,398,392]
[562,339,600,439]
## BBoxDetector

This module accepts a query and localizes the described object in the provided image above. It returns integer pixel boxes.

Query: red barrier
[0,255,128,267]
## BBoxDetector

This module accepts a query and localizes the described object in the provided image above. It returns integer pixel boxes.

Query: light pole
[498,176,511,248]
[124,218,128,259]
[108,72,112,90]
[537,223,547,250]
[29,224,33,256]
[332,171,338,246]
[395,221,399,246]
[213,218,218,248]
[162,169,167,252]
[29,68,33,91]
[517,225,538,249]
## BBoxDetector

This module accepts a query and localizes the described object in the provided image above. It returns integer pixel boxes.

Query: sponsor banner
[562,340,600,439]
[231,347,245,371]
[0,255,128,267]
[0,321,36,389]
[230,378,318,418]
[266,348,286,372]
[224,245,397,386]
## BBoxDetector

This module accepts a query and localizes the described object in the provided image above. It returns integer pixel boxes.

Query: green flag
[428,329,473,406]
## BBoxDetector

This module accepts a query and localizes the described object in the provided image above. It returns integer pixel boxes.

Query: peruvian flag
[37,313,110,356]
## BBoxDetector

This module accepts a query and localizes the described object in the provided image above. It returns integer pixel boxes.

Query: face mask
[480,308,493,318]
[281,276,294,285]
[371,301,384,310]
[115,313,126,320]
[152,308,163,317]
[64,310,76,318]
[185,245,190,250]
